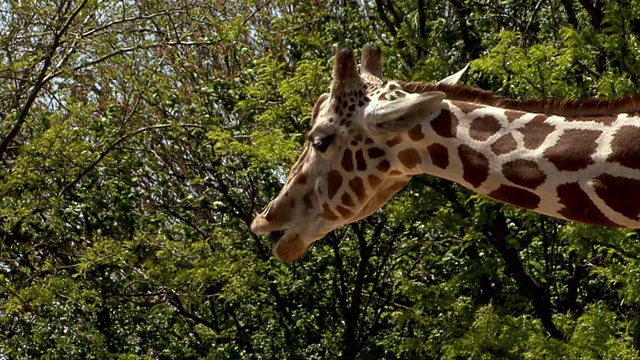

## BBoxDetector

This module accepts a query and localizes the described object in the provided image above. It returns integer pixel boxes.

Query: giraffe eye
[312,134,335,153]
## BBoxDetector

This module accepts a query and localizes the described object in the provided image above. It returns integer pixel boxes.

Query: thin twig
[58,123,203,197]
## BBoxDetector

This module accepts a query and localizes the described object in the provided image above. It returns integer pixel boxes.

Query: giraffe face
[251,46,447,261]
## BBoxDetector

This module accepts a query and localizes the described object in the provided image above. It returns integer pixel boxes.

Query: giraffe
[251,44,640,261]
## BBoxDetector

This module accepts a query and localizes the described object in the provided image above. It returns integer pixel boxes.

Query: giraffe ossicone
[251,44,640,261]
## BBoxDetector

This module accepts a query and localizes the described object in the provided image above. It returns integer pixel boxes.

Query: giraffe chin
[272,232,309,262]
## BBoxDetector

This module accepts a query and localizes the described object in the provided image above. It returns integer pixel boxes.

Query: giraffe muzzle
[250,213,272,234]
[250,211,291,237]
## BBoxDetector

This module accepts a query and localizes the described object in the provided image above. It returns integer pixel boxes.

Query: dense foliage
[2,0,640,358]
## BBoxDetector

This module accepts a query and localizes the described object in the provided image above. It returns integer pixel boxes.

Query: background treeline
[2,0,640,358]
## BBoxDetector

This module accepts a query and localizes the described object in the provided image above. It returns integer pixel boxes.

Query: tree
[2,0,640,359]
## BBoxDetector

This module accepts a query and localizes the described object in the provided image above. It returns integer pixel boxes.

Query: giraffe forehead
[334,82,368,105]
[313,86,370,132]
[362,73,383,92]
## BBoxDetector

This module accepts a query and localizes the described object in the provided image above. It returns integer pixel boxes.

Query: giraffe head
[251,45,462,261]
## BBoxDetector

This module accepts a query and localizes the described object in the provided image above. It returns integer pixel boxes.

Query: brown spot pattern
[566,115,616,125]
[469,115,502,142]
[327,170,343,199]
[557,182,618,226]
[320,203,339,221]
[386,136,404,147]
[427,143,449,169]
[391,179,409,192]
[491,134,518,155]
[368,175,381,188]
[454,101,485,114]
[544,129,600,171]
[502,159,546,189]
[520,115,555,150]
[367,147,386,158]
[458,144,489,188]
[377,160,390,172]
[341,149,354,172]
[505,109,527,120]
[336,205,353,218]
[430,109,456,138]
[488,185,540,209]
[408,124,425,141]
[398,148,422,169]
[355,149,367,171]
[303,193,314,210]
[294,175,307,184]
[378,180,409,202]
[593,174,640,220]
[341,193,354,207]
[607,125,640,170]
[349,177,367,202]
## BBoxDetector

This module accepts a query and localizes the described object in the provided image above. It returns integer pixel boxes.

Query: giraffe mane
[399,81,640,117]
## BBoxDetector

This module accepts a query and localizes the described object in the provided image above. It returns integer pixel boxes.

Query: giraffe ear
[437,64,469,85]
[365,91,445,133]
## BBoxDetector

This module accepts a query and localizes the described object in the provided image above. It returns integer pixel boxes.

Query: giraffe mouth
[269,230,285,241]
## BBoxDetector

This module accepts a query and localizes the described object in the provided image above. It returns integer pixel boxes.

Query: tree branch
[577,0,604,29]
[69,40,219,74]
[58,124,202,197]
[0,0,89,158]
[559,0,580,29]
[373,0,398,37]
[483,211,563,339]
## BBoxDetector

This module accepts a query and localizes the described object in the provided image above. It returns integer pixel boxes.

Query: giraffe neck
[401,99,640,228]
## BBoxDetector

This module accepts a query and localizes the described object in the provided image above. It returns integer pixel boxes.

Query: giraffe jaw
[271,229,325,262]
[251,214,320,261]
